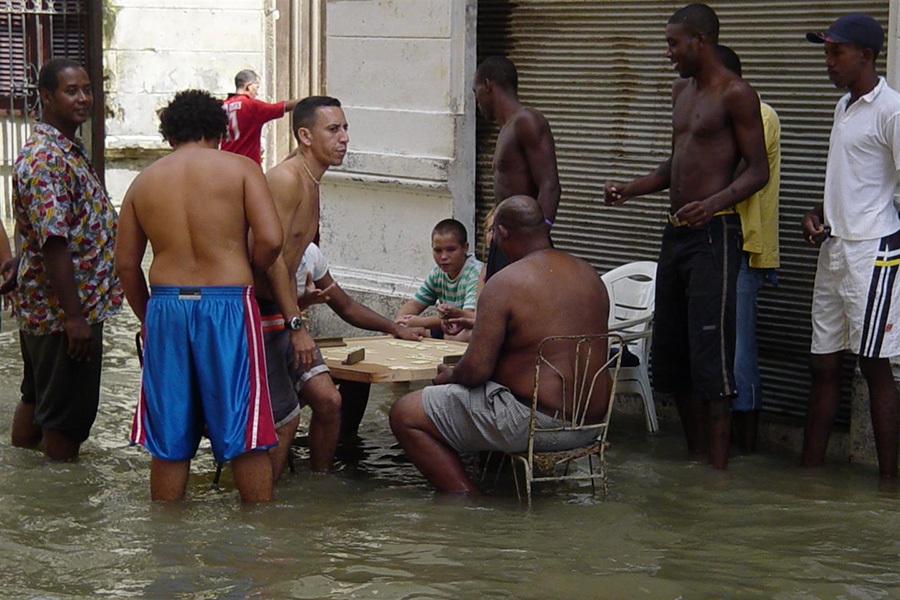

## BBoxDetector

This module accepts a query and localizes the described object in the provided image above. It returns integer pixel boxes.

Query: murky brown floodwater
[0,309,898,599]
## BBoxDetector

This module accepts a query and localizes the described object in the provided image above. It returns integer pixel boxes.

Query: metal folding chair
[506,333,623,505]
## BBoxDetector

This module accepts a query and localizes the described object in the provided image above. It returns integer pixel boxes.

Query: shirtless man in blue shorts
[116,90,284,502]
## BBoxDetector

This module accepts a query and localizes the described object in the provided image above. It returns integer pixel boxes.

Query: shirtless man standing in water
[254,96,349,478]
[473,56,561,279]
[116,90,284,502]
[604,3,769,469]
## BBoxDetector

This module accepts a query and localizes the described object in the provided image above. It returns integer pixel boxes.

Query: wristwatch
[288,316,304,331]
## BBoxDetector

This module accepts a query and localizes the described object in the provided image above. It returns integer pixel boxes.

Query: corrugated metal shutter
[476,0,890,425]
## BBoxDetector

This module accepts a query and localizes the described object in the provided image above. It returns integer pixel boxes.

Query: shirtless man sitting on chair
[389,196,610,494]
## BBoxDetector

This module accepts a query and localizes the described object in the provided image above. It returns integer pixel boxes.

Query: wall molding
[329,265,419,299]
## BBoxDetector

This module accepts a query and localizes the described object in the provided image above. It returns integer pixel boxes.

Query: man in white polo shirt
[802,13,900,480]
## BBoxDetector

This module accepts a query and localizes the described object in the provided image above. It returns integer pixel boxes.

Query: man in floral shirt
[10,58,123,461]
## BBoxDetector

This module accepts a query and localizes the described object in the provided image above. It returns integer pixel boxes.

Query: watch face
[290,317,303,330]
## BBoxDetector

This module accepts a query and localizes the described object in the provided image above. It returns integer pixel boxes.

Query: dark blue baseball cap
[806,13,884,54]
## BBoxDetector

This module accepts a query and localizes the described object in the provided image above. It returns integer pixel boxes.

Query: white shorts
[811,231,900,358]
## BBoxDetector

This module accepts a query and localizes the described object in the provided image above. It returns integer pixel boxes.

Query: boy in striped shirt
[395,219,483,341]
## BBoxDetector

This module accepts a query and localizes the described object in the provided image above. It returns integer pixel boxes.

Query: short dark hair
[38,58,85,92]
[432,218,467,245]
[292,96,342,140]
[669,3,720,43]
[475,56,518,92]
[158,89,228,145]
[235,69,259,90]
[718,44,742,77]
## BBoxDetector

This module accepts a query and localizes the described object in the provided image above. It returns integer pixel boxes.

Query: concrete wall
[316,0,477,312]
[102,0,276,205]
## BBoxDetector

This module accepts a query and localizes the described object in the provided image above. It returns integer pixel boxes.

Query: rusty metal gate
[1,0,102,222]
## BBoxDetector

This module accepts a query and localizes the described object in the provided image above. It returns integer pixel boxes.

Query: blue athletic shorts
[130,286,278,463]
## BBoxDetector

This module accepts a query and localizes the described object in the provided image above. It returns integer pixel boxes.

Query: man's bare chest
[493,127,526,172]
[673,93,729,140]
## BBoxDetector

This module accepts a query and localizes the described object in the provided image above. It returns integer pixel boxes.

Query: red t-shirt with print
[221,94,285,164]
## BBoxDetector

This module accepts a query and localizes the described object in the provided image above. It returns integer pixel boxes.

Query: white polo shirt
[824,77,900,241]
[295,242,330,296]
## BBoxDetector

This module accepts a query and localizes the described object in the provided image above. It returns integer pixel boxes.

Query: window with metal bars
[0,1,87,115]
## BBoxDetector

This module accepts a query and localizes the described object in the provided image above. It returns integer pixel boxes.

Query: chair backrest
[600,261,657,357]
[531,333,623,441]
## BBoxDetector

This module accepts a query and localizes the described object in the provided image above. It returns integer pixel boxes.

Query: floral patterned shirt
[13,123,123,335]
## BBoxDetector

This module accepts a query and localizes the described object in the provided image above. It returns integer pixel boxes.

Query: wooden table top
[319,336,468,383]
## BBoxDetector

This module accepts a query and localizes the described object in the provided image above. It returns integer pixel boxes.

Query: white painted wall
[102,0,273,204]
[890,0,900,91]
[320,0,477,294]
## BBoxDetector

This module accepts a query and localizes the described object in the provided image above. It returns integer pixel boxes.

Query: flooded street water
[0,311,898,599]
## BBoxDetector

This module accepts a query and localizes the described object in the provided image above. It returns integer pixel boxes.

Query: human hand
[444,317,475,335]
[437,303,464,320]
[394,325,425,341]
[801,210,830,245]
[674,200,716,228]
[0,255,20,296]
[433,363,453,385]
[290,326,317,370]
[65,314,94,361]
[299,274,335,309]
[395,314,417,326]
[604,181,629,206]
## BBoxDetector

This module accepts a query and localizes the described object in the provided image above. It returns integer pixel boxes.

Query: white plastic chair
[600,261,658,433]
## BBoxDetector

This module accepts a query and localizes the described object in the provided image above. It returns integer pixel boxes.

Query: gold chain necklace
[300,159,321,186]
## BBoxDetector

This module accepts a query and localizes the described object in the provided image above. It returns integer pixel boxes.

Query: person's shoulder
[876,79,900,110]
[722,74,757,100]
[16,135,62,170]
[671,77,691,96]
[464,254,484,271]
[265,158,296,184]
[223,148,260,167]
[515,106,551,130]
[306,242,326,264]
[192,146,257,171]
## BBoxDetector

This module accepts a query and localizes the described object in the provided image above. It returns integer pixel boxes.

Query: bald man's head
[494,195,545,232]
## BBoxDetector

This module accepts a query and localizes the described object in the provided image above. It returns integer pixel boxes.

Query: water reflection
[0,311,898,598]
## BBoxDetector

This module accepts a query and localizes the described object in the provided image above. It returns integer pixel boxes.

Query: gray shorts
[263,327,329,428]
[422,381,597,454]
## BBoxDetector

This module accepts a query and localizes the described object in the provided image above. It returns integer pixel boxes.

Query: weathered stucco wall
[316,0,477,307]
[102,0,272,205]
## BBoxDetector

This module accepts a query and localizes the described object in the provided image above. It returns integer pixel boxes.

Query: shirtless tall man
[604,3,769,469]
[116,90,284,502]
[254,96,348,478]
[389,196,610,494]
[473,56,561,278]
